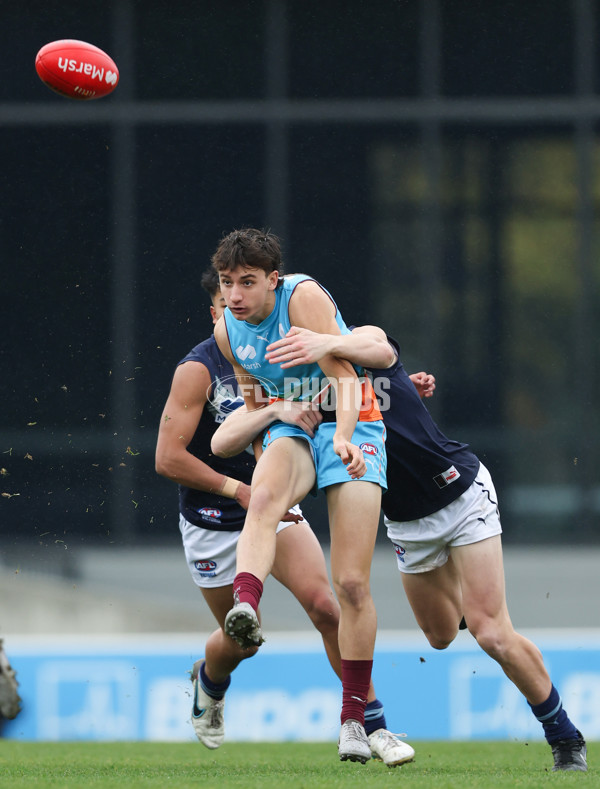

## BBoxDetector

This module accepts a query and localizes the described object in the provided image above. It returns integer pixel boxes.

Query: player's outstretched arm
[265,324,396,369]
[211,399,322,458]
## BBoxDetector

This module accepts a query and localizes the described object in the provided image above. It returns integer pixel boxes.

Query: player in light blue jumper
[212,228,387,764]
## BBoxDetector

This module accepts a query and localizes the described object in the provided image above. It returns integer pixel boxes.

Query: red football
[35,39,119,100]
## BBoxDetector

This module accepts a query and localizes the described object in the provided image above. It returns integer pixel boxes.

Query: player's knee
[424,629,456,650]
[304,590,340,635]
[472,624,507,661]
[247,482,285,519]
[333,575,370,610]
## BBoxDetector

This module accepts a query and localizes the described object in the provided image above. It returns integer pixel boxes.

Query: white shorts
[384,463,502,574]
[179,505,303,588]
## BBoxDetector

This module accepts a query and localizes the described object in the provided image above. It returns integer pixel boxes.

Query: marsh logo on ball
[56,58,116,86]
[35,39,120,100]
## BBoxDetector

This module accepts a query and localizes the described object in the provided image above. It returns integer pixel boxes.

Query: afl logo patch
[199,507,222,522]
[394,544,406,563]
[360,442,378,456]
[195,560,217,572]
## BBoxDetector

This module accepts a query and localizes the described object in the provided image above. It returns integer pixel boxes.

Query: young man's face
[218,266,278,324]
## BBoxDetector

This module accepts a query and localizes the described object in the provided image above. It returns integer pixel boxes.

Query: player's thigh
[401,557,462,629]
[252,436,316,509]
[271,519,336,609]
[326,480,381,579]
[450,535,509,622]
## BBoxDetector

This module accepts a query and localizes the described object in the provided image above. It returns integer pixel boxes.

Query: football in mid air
[35,39,119,100]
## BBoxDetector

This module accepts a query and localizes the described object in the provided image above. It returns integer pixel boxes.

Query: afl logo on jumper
[433,465,461,489]
[198,507,222,523]
[360,442,378,456]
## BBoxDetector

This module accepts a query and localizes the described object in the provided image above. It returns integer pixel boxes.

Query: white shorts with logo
[384,463,502,574]
[179,505,303,588]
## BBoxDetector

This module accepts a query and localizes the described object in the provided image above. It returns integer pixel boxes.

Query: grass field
[0,741,594,788]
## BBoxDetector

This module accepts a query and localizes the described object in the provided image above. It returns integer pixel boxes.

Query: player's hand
[409,371,436,398]
[265,327,332,368]
[273,399,323,437]
[333,435,366,479]
[234,482,252,510]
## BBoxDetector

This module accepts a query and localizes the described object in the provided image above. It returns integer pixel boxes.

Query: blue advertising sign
[3,631,600,742]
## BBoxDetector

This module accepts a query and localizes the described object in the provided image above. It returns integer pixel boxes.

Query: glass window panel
[363,125,599,541]
[289,0,419,98]
[441,0,574,97]
[134,1,266,100]
[1,127,112,428]
[135,124,265,417]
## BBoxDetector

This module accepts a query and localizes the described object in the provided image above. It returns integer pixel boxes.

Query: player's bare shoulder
[287,275,324,300]
[171,359,212,405]
[288,276,337,330]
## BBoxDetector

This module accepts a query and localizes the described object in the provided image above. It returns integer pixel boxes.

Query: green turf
[0,741,594,788]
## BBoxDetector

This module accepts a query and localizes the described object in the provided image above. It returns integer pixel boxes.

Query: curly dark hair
[211,228,284,284]
[200,265,220,297]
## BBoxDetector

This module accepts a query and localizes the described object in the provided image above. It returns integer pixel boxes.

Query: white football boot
[224,602,264,648]
[368,728,415,767]
[190,660,225,749]
[338,719,371,764]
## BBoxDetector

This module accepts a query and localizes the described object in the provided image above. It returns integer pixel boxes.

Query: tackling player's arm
[266,323,436,398]
[211,400,322,458]
[351,330,435,397]
[288,281,365,478]
[352,328,435,396]
[212,313,322,458]
[155,359,250,509]
[266,323,396,369]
